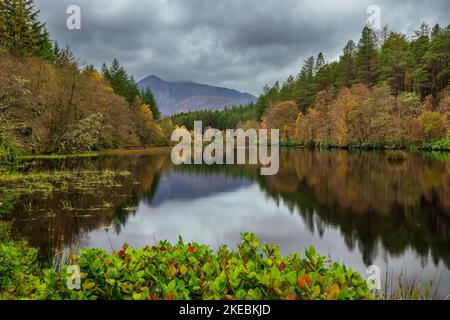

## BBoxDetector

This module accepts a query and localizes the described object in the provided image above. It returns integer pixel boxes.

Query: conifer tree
[338,40,357,87]
[379,32,410,95]
[141,87,161,120]
[0,0,54,60]
[102,58,140,104]
[355,25,379,86]
[315,52,326,73]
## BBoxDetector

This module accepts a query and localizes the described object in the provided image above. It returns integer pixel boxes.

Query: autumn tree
[265,100,299,141]
[417,111,447,141]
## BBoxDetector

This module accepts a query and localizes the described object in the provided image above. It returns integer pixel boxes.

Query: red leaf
[165,293,174,300]
[286,293,297,300]
[298,275,312,290]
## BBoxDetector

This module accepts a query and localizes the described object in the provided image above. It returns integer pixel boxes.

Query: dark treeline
[0,0,169,164]
[170,104,257,131]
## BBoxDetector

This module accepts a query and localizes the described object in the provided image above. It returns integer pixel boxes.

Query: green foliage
[419,137,450,151]
[0,0,54,61]
[140,87,161,120]
[171,104,257,130]
[0,111,17,165]
[0,144,16,165]
[379,32,410,94]
[0,228,373,300]
[355,25,379,86]
[256,22,449,120]
[101,59,140,105]
[337,40,357,87]
[0,169,130,199]
[0,237,43,299]
[34,233,372,300]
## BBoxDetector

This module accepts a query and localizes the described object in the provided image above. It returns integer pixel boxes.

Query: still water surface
[8,149,450,297]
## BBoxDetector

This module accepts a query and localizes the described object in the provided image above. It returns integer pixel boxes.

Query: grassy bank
[16,147,173,160]
[280,137,450,152]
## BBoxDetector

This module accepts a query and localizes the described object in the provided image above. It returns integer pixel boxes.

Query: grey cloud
[35,0,449,95]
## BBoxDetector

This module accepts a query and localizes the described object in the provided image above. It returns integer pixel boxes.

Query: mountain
[137,75,257,116]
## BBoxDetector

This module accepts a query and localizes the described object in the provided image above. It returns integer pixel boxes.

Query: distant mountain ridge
[137,75,257,116]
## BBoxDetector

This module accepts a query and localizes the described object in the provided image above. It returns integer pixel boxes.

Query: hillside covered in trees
[0,0,172,164]
[251,23,449,148]
[1,0,449,164]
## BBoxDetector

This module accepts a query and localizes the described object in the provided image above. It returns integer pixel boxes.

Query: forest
[252,23,450,148]
[170,103,257,131]
[1,0,449,302]
[0,0,174,165]
[188,23,450,150]
[174,23,449,149]
[1,0,449,168]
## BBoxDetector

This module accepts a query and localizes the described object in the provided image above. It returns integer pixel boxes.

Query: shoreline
[15,144,449,161]
[16,146,174,160]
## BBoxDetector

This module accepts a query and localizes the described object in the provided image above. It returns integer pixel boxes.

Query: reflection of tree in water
[256,150,450,267]
[111,171,163,235]
[9,154,167,257]
[9,150,450,268]
[173,150,450,267]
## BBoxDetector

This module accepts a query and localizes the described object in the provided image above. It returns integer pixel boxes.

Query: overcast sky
[34,0,449,96]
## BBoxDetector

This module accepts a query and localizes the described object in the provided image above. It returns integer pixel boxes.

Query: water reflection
[6,149,450,296]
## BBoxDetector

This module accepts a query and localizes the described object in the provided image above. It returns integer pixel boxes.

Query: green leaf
[310,286,321,299]
[180,264,188,276]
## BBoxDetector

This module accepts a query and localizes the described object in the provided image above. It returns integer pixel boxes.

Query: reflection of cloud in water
[86,184,450,298]
[146,171,253,207]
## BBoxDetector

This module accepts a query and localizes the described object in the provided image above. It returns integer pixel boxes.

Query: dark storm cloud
[34,0,449,95]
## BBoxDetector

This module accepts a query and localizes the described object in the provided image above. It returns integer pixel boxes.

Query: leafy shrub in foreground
[0,222,372,300]
[38,233,372,300]
[0,240,42,299]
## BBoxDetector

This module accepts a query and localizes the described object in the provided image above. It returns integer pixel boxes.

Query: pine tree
[414,22,430,39]
[102,58,140,104]
[355,25,379,86]
[279,74,296,100]
[255,85,270,121]
[315,52,325,73]
[410,23,431,99]
[379,25,392,45]
[141,87,161,120]
[338,40,357,87]
[0,0,54,60]
[431,23,442,38]
[422,24,450,106]
[296,56,316,111]
[379,32,410,95]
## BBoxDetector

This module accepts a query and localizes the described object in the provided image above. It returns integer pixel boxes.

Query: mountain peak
[140,75,163,83]
[137,75,256,116]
